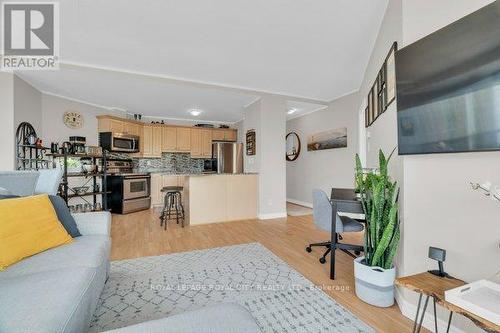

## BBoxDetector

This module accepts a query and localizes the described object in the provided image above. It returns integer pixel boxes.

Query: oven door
[112,133,140,152]
[123,176,150,200]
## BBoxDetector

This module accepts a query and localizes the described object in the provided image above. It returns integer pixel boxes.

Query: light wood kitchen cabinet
[191,128,213,158]
[141,125,153,157]
[201,129,213,157]
[176,128,191,152]
[225,130,237,142]
[212,130,225,141]
[162,175,178,187]
[190,129,202,157]
[123,122,141,136]
[141,125,162,157]
[162,127,177,152]
[150,174,163,207]
[150,175,187,209]
[152,126,162,157]
[212,129,237,142]
[98,115,237,157]
[98,117,124,133]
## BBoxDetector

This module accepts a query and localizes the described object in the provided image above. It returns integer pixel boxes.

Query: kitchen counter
[136,169,257,176]
[186,173,258,225]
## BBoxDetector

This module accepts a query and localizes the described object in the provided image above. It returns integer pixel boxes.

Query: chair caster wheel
[305,246,312,253]
[355,251,361,256]
[319,257,326,264]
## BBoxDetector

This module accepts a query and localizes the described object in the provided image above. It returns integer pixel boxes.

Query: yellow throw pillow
[0,194,73,270]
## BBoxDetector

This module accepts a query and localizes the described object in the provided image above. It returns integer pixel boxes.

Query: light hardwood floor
[111,209,425,333]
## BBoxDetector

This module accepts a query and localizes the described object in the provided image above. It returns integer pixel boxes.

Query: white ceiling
[286,101,327,121]
[17,0,389,122]
[17,67,259,123]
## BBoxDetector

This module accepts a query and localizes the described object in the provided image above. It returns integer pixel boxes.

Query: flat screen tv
[396,1,500,155]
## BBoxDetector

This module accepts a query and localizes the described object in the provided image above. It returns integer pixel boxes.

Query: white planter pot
[354,256,396,307]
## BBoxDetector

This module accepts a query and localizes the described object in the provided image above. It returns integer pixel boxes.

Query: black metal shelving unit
[48,151,109,211]
[16,122,52,170]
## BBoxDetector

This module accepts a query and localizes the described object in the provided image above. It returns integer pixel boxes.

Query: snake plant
[355,149,400,270]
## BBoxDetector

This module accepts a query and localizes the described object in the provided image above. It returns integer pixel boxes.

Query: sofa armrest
[72,211,111,236]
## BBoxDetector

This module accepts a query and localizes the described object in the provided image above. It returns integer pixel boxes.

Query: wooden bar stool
[159,186,185,229]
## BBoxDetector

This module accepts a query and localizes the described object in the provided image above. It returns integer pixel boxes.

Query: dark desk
[330,188,364,280]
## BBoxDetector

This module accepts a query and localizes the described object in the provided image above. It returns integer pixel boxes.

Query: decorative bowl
[81,164,96,173]
[72,186,89,195]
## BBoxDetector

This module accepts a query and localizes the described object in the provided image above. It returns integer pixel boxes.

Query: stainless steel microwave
[99,132,140,153]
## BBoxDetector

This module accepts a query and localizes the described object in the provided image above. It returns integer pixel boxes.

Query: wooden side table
[395,272,500,333]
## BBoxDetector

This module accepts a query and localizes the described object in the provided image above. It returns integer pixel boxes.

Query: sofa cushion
[0,266,106,333]
[0,194,73,270]
[49,195,82,237]
[0,171,39,196]
[0,235,110,279]
[104,303,262,333]
[1,194,82,237]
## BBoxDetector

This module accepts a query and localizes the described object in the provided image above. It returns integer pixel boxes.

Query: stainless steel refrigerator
[212,142,243,174]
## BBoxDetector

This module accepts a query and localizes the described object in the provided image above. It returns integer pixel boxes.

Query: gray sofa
[0,211,112,333]
[0,208,261,333]
[106,303,261,333]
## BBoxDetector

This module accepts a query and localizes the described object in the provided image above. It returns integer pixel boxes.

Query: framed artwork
[385,42,398,108]
[372,83,379,121]
[364,41,398,127]
[367,89,374,127]
[307,127,347,151]
[246,130,256,156]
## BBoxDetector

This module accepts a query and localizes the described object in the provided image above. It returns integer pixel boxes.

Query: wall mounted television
[396,1,500,155]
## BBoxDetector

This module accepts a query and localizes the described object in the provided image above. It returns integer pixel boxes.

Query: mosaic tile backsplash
[134,153,204,174]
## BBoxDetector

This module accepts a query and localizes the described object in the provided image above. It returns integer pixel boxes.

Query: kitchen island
[149,173,258,225]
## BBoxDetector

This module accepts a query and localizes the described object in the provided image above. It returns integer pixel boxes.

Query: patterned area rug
[90,243,374,333]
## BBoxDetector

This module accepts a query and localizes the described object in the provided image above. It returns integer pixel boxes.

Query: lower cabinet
[150,174,163,207]
[150,174,186,209]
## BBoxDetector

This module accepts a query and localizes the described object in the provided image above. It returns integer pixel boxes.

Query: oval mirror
[286,132,301,161]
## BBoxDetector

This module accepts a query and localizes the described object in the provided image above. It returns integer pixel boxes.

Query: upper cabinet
[97,116,236,158]
[162,127,177,152]
[123,122,141,136]
[212,129,237,142]
[141,125,154,157]
[176,128,191,152]
[98,117,124,133]
[191,128,212,158]
[190,129,202,157]
[201,129,213,158]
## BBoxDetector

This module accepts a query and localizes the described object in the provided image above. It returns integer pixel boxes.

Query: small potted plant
[354,149,400,307]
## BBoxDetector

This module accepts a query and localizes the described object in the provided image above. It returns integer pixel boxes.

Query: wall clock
[63,111,84,129]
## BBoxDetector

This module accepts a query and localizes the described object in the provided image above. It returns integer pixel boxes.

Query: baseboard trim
[258,212,287,220]
[286,198,313,208]
[395,288,466,333]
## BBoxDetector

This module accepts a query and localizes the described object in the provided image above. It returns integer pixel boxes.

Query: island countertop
[186,173,258,225]
[135,169,258,176]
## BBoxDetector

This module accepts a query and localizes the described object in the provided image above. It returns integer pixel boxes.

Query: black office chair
[306,189,364,277]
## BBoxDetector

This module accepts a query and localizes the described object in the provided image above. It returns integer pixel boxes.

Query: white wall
[259,95,286,217]
[243,99,261,174]
[360,1,499,332]
[41,94,121,146]
[234,119,245,144]
[242,96,287,218]
[286,91,360,205]
[358,0,407,278]
[13,76,42,136]
[0,72,15,171]
[360,0,403,170]
[400,1,498,332]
